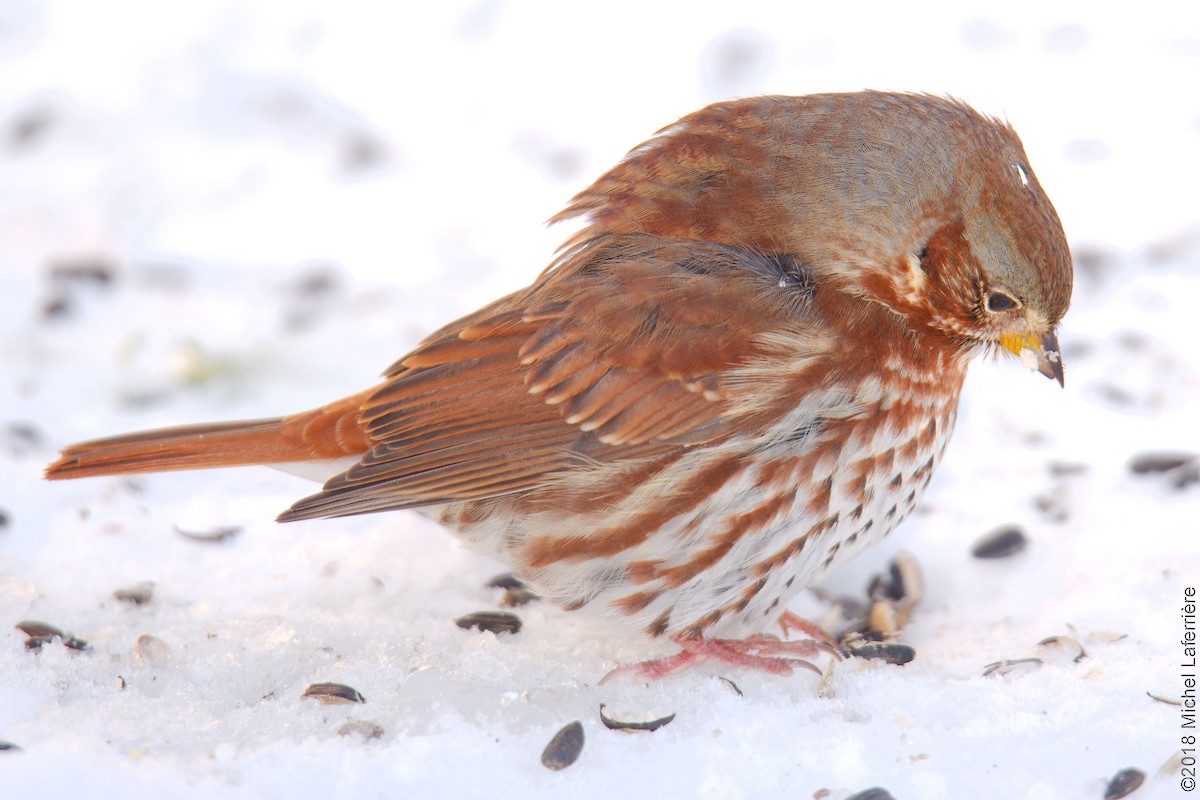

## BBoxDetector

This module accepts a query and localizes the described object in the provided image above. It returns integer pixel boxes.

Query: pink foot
[602,632,838,683]
[778,611,840,650]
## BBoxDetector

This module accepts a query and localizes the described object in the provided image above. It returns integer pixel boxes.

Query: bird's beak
[1000,330,1065,387]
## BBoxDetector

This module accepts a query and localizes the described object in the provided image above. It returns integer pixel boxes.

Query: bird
[46,91,1072,678]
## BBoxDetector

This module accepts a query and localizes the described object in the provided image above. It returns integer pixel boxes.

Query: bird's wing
[279,234,824,520]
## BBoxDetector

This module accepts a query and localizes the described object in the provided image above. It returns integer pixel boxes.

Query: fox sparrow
[46,92,1072,676]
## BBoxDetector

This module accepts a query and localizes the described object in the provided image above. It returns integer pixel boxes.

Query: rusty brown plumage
[45,91,1072,674]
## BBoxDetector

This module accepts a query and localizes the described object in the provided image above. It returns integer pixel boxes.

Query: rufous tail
[45,418,304,479]
[45,397,372,480]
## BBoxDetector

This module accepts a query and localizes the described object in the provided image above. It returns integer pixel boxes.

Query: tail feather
[45,418,309,480]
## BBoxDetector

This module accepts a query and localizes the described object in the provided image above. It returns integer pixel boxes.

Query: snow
[2,2,1198,798]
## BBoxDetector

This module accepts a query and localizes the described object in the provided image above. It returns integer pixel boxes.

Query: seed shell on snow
[173,524,243,544]
[1036,635,1087,663]
[484,573,528,590]
[867,552,922,604]
[971,525,1028,559]
[302,683,366,705]
[981,657,1043,678]
[1103,767,1145,799]
[1066,622,1128,643]
[845,640,916,666]
[846,788,896,800]
[1127,451,1200,490]
[455,611,523,635]
[499,587,540,607]
[16,620,90,651]
[337,719,385,740]
[1145,692,1181,706]
[131,634,172,667]
[836,553,924,645]
[114,582,155,605]
[540,720,584,770]
[1127,451,1197,475]
[598,704,676,733]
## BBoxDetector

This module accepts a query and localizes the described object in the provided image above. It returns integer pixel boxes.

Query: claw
[601,631,836,684]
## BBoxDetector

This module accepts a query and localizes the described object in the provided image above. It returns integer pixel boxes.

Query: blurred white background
[1,2,1197,798]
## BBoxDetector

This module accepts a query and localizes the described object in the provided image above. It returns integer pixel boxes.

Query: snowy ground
[2,2,1198,798]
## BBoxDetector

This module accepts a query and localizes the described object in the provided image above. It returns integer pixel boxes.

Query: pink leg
[778,611,840,650]
[602,632,838,683]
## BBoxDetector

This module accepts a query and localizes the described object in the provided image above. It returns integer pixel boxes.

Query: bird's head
[551,91,1074,384]
[894,117,1073,386]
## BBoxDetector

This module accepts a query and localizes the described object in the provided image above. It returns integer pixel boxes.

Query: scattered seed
[1146,692,1181,706]
[1033,488,1071,523]
[8,103,56,149]
[1128,452,1197,475]
[485,573,528,591]
[598,704,676,733]
[866,574,900,604]
[289,266,339,298]
[340,132,391,175]
[499,587,539,607]
[1172,462,1200,491]
[337,719,384,740]
[1103,767,1145,799]
[3,422,44,455]
[1132,451,1200,489]
[541,721,584,770]
[1037,635,1087,663]
[824,597,871,643]
[114,582,155,606]
[890,552,923,604]
[718,676,744,696]
[846,789,896,800]
[48,258,116,286]
[972,525,1028,559]
[59,634,89,651]
[816,655,838,698]
[42,294,72,318]
[173,524,242,543]
[302,683,365,705]
[1066,623,1128,643]
[859,553,923,638]
[1047,461,1088,477]
[0,741,20,752]
[867,601,900,638]
[15,620,61,639]
[16,620,89,651]
[846,641,915,665]
[455,611,522,635]
[131,634,172,667]
[1160,751,1186,778]
[982,657,1043,677]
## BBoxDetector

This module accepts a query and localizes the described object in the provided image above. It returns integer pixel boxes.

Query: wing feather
[278,234,820,521]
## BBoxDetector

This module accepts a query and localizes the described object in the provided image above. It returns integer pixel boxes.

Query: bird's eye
[985,291,1019,313]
